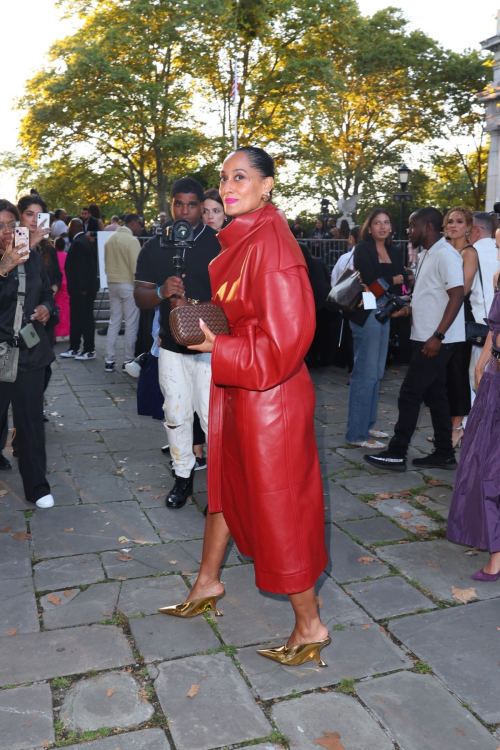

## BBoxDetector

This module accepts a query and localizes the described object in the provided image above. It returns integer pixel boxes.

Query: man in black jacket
[61,219,99,360]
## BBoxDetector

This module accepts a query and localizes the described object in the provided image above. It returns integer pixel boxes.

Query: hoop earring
[262,192,271,203]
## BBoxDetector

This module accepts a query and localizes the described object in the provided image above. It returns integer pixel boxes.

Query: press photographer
[134,178,220,509]
[345,208,408,449]
[365,207,465,472]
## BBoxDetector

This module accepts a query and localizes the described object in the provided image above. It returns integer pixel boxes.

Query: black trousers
[0,368,50,503]
[70,294,95,353]
[389,341,456,458]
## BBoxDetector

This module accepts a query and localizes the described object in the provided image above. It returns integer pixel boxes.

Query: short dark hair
[473,211,495,236]
[124,213,140,226]
[203,188,223,207]
[54,209,66,220]
[0,199,19,221]
[17,194,47,214]
[412,207,443,233]
[54,237,66,251]
[170,178,204,202]
[235,146,275,179]
[360,208,393,247]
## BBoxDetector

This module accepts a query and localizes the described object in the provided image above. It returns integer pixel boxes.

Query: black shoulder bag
[465,261,489,347]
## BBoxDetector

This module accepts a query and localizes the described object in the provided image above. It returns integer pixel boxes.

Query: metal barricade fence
[299,239,411,274]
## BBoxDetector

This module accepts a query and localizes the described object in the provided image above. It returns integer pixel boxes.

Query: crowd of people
[0,146,498,663]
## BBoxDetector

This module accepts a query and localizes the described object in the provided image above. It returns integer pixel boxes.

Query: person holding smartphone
[0,199,56,508]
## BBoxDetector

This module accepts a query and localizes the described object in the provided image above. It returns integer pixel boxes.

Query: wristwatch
[433,330,445,341]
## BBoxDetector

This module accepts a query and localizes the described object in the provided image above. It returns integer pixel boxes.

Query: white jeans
[158,349,211,478]
[105,283,140,363]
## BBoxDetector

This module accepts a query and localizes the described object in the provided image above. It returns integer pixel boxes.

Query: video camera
[155,218,197,279]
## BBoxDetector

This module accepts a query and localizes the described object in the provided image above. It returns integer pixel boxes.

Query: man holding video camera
[365,207,465,472]
[134,178,220,509]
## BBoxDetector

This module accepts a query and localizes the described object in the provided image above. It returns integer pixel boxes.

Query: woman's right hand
[0,240,29,275]
[30,220,49,248]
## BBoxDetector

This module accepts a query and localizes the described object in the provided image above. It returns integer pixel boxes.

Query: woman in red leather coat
[160,147,330,667]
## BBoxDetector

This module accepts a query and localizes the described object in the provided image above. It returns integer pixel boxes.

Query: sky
[0,0,497,199]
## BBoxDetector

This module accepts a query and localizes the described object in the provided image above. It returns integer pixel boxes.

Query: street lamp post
[393,164,413,240]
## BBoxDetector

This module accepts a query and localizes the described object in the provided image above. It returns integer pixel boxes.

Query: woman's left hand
[31,305,50,324]
[188,318,216,352]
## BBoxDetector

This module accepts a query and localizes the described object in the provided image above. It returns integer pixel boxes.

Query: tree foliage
[13,0,491,216]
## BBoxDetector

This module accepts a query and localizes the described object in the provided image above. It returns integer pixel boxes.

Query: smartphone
[37,212,50,239]
[14,227,30,257]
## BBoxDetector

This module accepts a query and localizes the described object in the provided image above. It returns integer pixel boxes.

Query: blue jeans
[345,308,390,443]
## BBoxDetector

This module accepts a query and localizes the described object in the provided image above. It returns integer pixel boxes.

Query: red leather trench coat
[208,204,328,594]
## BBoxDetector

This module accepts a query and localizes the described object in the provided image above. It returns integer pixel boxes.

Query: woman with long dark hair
[158,147,330,667]
[345,209,407,448]
[202,188,227,231]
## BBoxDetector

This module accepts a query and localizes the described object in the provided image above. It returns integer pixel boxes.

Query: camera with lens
[155,218,195,248]
[375,293,407,323]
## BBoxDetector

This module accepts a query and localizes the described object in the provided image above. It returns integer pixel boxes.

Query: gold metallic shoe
[257,636,331,667]
[158,594,224,618]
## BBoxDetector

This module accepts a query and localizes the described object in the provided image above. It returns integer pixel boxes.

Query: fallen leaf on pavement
[118,536,130,543]
[451,586,477,604]
[64,590,74,597]
[314,731,346,749]
[117,467,126,474]
[0,526,11,532]
[455,729,466,737]
[47,594,62,606]
[0,489,9,497]
[321,687,329,692]
[23,723,31,727]
[12,531,31,542]
[117,554,132,561]
[358,557,375,565]
[397,512,413,519]
[107,689,115,697]
[376,493,391,500]
[154,494,163,499]
[428,563,437,568]
[317,595,323,609]
[132,539,149,545]
[362,624,370,630]
[414,525,428,532]
[117,576,126,581]
[136,486,152,491]
[167,560,178,565]
[63,528,74,533]
[187,684,199,697]
[428,479,444,486]
[6,628,18,636]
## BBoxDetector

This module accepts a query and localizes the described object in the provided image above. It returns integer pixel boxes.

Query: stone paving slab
[339,517,411,544]
[389,600,500,724]
[34,553,105,591]
[118,575,189,616]
[323,481,378,521]
[348,576,436,619]
[31,501,160,558]
[340,471,427,495]
[417,466,456,485]
[325,525,391,582]
[0,683,54,750]
[55,729,170,750]
[272,691,393,749]
[154,653,272,750]
[237,622,412,700]
[0,577,39,637]
[0,625,134,687]
[41,587,80,609]
[49,471,80,505]
[65,442,109,456]
[0,508,29,534]
[373,496,441,532]
[76,474,135,503]
[0,534,32,581]
[145,503,206,541]
[69,452,118,477]
[60,672,154,731]
[217,567,367,647]
[377,539,500,602]
[357,671,499,750]
[102,427,167,452]
[43,582,121,630]
[129,612,219,662]
[423,485,453,506]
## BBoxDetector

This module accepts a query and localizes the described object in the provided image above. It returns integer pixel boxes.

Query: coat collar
[216,203,276,251]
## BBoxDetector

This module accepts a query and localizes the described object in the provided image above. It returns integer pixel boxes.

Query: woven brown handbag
[169,302,230,347]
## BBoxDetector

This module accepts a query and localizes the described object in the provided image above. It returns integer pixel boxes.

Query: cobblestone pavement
[1,337,499,750]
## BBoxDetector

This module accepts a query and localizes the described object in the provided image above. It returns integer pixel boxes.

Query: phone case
[14,227,30,255]
[19,323,40,349]
[37,213,50,238]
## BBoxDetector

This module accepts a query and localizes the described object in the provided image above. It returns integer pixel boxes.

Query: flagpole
[233,54,238,150]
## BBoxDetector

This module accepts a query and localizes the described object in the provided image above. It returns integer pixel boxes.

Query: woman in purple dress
[447,249,500,582]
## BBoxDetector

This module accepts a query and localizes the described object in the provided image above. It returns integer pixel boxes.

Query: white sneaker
[369,429,390,439]
[348,440,387,449]
[75,351,96,361]
[60,349,81,358]
[36,494,54,508]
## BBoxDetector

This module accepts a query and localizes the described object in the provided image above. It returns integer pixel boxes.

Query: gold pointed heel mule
[158,593,224,618]
[257,636,331,667]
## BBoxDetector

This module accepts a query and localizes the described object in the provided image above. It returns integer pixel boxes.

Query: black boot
[412,452,457,470]
[165,469,194,510]
[0,453,11,470]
